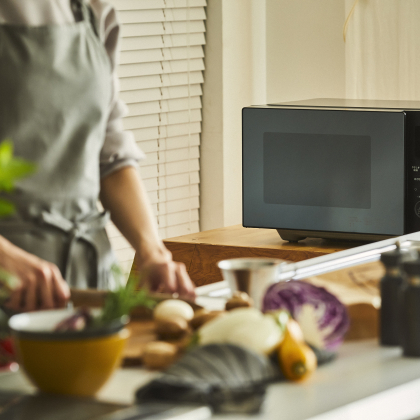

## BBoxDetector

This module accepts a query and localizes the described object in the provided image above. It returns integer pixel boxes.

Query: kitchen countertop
[1,339,420,420]
[5,233,420,420]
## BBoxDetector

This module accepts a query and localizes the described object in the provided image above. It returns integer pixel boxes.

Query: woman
[0,0,195,312]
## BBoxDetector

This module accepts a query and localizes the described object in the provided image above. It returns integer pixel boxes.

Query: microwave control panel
[411,164,420,218]
[406,113,420,233]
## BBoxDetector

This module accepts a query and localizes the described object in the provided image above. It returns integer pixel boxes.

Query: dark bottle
[400,259,420,357]
[379,250,404,346]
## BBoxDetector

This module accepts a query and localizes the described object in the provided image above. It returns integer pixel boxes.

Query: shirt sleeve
[90,0,146,178]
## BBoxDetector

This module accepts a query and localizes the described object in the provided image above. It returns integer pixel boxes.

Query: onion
[198,307,283,355]
[262,280,349,350]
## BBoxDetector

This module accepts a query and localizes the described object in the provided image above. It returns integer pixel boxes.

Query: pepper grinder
[379,250,404,346]
[400,258,420,357]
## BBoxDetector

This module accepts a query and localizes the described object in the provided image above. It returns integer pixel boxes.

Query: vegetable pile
[138,280,347,382]
[189,302,318,382]
[263,280,350,350]
[51,275,348,383]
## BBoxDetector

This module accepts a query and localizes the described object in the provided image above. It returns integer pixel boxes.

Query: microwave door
[242,106,406,238]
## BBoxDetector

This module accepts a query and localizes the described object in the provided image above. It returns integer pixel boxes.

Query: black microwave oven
[242,98,420,242]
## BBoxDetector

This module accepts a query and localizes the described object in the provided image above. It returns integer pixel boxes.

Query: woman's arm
[99,166,195,297]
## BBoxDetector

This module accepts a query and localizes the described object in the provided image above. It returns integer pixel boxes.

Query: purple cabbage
[263,280,350,350]
[54,307,93,332]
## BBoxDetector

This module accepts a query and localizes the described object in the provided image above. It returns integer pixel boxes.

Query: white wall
[266,0,345,104]
[201,0,260,231]
[200,0,345,231]
[345,0,420,101]
[200,0,224,231]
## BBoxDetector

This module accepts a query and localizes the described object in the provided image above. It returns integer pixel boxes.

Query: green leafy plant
[0,140,36,217]
[0,269,20,302]
[98,265,156,324]
[0,140,36,297]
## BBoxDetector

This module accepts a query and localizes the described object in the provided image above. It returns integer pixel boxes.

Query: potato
[142,341,178,370]
[190,309,226,330]
[155,316,189,339]
[154,299,194,322]
[225,291,253,311]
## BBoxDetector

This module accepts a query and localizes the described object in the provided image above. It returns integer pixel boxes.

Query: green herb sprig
[99,265,156,324]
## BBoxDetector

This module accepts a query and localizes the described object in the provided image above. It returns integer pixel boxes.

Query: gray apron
[0,0,117,290]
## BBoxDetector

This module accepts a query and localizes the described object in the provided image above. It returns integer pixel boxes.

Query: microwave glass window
[263,132,371,209]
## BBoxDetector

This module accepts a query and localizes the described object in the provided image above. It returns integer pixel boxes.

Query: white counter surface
[1,339,420,420]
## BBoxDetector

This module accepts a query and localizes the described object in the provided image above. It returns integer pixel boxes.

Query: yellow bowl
[9,308,130,397]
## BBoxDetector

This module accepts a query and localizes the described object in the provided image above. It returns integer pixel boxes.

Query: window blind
[107,0,205,275]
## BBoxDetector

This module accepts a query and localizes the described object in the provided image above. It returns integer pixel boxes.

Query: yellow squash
[278,319,317,381]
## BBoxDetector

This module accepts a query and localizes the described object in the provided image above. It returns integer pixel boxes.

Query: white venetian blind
[107,0,206,275]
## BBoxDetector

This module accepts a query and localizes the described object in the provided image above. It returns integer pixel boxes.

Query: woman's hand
[136,248,195,299]
[0,236,70,312]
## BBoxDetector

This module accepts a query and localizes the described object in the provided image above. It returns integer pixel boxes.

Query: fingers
[0,239,70,312]
[174,262,195,298]
[155,262,178,294]
[142,260,195,298]
[4,261,69,313]
[34,263,70,310]
[50,265,70,308]
[23,273,37,312]
[35,264,54,310]
[5,286,23,313]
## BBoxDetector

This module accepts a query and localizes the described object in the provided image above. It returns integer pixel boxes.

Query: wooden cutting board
[69,288,200,367]
[122,320,193,366]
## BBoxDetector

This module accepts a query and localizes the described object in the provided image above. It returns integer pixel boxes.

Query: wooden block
[164,225,360,286]
[186,244,291,286]
[162,241,196,272]
[345,303,379,341]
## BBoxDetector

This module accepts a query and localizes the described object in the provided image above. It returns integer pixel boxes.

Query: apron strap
[70,0,99,37]
[39,210,110,283]
[70,0,84,22]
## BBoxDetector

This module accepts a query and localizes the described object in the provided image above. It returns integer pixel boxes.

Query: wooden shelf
[164,225,367,286]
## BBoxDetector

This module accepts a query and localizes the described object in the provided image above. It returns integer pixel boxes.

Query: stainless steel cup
[217,258,285,310]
